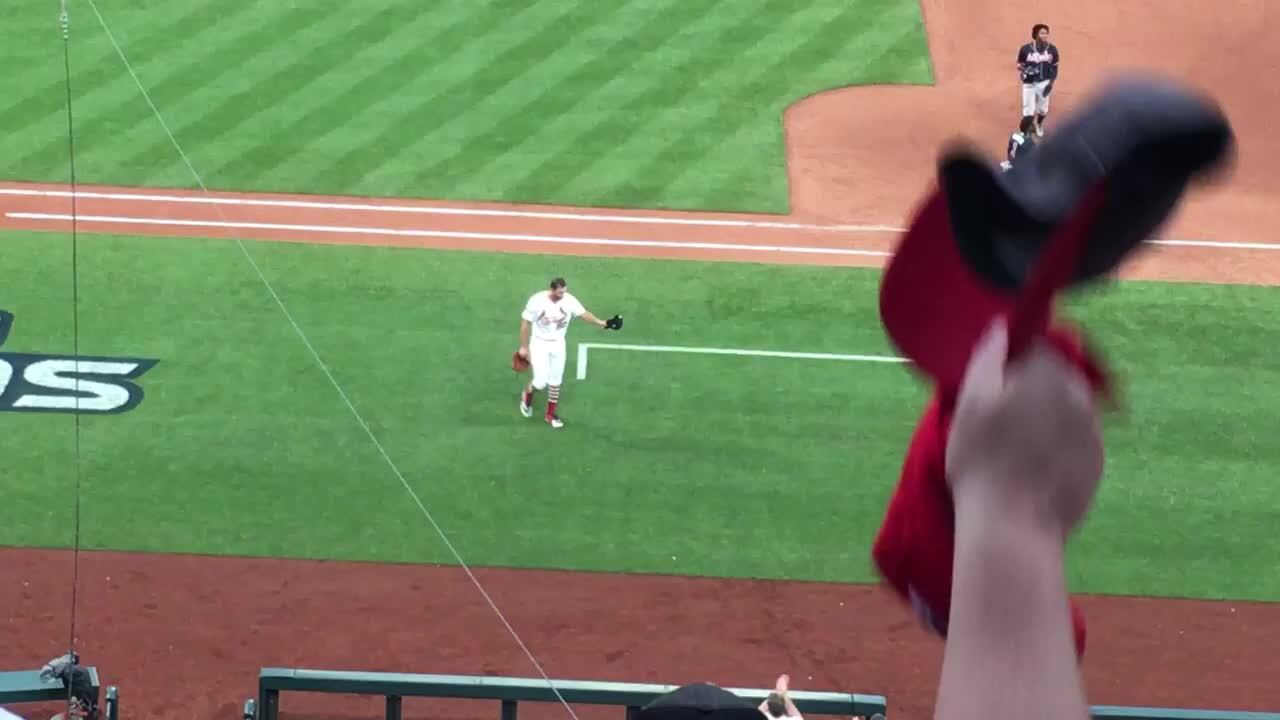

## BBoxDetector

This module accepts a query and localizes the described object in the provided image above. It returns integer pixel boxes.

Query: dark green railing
[249,667,1280,720]
[0,668,118,719]
[253,668,887,720]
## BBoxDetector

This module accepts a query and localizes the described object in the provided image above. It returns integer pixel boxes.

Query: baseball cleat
[1035,125,1045,138]
[546,415,564,429]
[520,397,532,418]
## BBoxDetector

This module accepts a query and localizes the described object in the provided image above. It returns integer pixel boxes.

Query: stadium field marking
[1146,239,1280,250]
[4,212,893,258]
[2,187,1272,250]
[0,187,894,233]
[575,342,908,380]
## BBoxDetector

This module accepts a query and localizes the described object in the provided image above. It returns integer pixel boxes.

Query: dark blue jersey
[1018,42,1059,83]
[1008,131,1035,163]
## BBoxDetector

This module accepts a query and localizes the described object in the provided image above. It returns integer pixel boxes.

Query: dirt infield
[5,550,1280,720]
[4,0,1280,718]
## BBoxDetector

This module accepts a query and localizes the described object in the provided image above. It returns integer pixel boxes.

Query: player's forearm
[934,490,1088,720]
[581,311,607,328]
[519,320,530,347]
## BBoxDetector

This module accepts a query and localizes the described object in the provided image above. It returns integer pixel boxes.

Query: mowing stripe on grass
[204,6,490,188]
[4,2,235,138]
[575,342,907,380]
[112,4,401,185]
[9,2,322,182]
[330,0,587,195]
[404,0,672,193]
[605,0,917,207]
[4,1,935,210]
[500,0,792,205]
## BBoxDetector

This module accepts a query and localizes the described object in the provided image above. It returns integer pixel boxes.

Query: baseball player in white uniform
[518,277,622,428]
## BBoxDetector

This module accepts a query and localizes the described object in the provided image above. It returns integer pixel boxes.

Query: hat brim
[880,175,1111,388]
[879,186,1022,388]
[880,72,1234,389]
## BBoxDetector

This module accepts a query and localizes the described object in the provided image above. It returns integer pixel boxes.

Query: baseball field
[2,0,1279,719]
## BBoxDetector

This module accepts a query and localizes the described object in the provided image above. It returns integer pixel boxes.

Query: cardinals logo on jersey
[538,308,568,330]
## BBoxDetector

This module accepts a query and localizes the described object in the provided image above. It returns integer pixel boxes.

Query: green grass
[0,0,932,213]
[4,230,1280,601]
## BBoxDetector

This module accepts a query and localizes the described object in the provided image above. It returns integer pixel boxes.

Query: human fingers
[955,316,1010,412]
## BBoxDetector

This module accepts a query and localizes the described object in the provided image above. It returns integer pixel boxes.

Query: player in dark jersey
[1000,126,1036,171]
[1016,23,1060,138]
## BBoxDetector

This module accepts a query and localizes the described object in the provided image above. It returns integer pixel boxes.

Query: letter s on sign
[14,359,141,413]
[0,358,12,398]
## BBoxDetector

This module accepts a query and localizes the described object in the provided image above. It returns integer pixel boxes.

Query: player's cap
[879,71,1234,389]
[636,683,762,720]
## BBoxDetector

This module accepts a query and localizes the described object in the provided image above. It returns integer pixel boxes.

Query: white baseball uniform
[522,290,586,389]
[1022,79,1052,116]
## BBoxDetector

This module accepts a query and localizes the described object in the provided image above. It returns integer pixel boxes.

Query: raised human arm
[935,495,1086,720]
[773,675,802,719]
[934,319,1100,720]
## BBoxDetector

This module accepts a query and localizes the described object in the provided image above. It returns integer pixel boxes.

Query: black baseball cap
[880,72,1234,388]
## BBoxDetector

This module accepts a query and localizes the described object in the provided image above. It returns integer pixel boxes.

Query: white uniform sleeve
[567,295,587,318]
[521,296,540,322]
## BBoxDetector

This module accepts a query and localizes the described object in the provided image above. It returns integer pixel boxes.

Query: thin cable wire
[57,1,85,717]
[81,3,581,717]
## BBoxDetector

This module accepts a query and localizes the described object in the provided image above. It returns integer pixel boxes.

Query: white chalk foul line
[0,187,894,233]
[576,342,907,380]
[4,188,1273,250]
[5,212,893,258]
[1147,239,1280,251]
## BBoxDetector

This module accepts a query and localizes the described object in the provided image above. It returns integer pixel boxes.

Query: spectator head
[764,693,787,718]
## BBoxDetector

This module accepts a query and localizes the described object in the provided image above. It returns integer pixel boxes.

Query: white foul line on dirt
[575,342,907,380]
[2,187,1273,250]
[5,212,894,257]
[0,187,893,233]
[1146,239,1280,251]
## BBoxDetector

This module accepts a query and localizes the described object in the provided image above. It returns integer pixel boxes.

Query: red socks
[546,385,560,418]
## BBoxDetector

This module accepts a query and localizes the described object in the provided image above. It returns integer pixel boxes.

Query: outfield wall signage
[0,310,158,414]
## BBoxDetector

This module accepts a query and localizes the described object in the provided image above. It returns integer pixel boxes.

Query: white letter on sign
[14,359,140,412]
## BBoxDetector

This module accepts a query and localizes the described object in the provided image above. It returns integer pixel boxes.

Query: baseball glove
[604,314,624,330]
[512,350,530,372]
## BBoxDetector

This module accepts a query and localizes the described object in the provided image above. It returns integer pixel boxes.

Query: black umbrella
[637,683,763,720]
